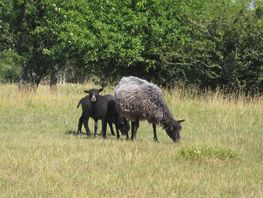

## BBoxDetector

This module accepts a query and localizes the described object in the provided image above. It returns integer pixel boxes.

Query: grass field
[0,83,262,197]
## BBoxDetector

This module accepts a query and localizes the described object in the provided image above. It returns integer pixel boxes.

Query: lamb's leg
[77,115,83,135]
[99,120,103,135]
[83,117,91,136]
[109,122,116,136]
[131,119,139,141]
[102,119,107,138]
[94,119,98,137]
[152,124,159,142]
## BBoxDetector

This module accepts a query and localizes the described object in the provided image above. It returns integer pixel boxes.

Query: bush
[0,50,22,83]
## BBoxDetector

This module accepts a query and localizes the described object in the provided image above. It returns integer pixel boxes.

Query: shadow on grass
[64,130,104,137]
[64,130,161,143]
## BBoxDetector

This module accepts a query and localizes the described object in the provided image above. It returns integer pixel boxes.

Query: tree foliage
[0,0,262,93]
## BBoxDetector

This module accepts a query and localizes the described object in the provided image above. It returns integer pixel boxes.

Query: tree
[1,0,262,93]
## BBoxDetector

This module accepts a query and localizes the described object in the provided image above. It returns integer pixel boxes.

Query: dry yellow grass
[0,83,262,197]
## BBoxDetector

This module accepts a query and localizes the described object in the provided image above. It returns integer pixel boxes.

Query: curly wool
[115,76,173,125]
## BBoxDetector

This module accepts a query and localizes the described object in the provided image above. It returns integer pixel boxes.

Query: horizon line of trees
[0,0,262,93]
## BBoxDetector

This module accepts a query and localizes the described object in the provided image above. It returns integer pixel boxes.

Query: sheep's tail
[77,100,81,108]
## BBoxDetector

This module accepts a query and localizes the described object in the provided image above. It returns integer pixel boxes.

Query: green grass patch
[179,146,240,160]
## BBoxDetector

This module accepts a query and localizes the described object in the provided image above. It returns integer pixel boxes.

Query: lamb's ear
[177,119,185,123]
[98,88,103,93]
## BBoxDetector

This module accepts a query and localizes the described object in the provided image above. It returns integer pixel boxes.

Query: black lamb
[115,76,185,142]
[77,88,130,138]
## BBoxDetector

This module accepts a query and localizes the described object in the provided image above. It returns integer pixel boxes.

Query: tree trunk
[18,68,40,92]
[50,64,58,93]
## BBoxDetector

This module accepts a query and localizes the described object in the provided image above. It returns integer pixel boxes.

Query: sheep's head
[164,119,185,142]
[117,116,130,135]
[84,88,103,103]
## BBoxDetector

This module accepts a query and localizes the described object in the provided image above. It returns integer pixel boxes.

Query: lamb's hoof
[75,131,81,135]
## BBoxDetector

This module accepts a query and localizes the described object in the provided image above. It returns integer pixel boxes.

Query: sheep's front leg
[109,122,116,136]
[152,124,159,142]
[115,123,120,139]
[131,119,139,141]
[126,124,130,140]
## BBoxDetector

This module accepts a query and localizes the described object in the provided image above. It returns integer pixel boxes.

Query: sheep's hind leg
[125,121,130,140]
[126,125,130,140]
[152,124,159,142]
[131,119,139,141]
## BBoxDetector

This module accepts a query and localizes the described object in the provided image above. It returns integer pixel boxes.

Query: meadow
[0,83,262,197]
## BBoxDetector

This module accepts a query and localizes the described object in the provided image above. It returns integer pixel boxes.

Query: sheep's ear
[178,119,185,123]
[84,90,90,94]
[98,88,103,93]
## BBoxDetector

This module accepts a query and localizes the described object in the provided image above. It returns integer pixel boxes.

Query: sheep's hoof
[154,138,159,143]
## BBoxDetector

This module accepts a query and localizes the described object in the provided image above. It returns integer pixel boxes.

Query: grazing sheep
[77,88,130,138]
[115,76,185,142]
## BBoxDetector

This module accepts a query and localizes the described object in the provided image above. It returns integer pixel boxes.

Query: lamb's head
[117,116,130,135]
[164,119,185,142]
[84,88,103,103]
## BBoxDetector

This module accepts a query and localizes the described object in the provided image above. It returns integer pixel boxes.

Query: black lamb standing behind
[77,88,130,138]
